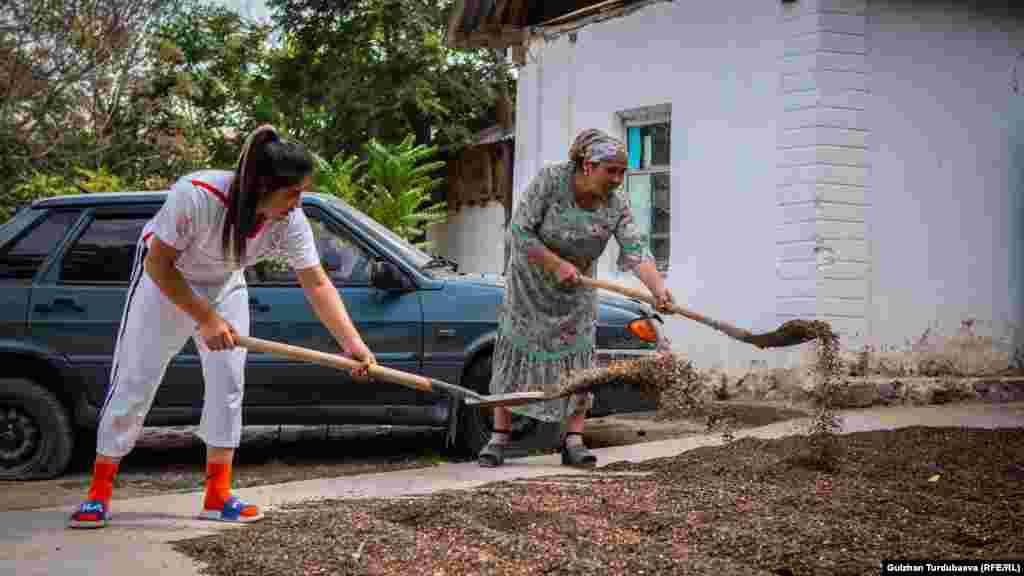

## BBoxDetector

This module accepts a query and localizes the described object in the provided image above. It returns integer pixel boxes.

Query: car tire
[0,378,74,480]
[454,353,560,459]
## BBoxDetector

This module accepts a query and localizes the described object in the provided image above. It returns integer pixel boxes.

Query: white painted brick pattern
[777,182,868,205]
[776,0,871,345]
[777,239,869,262]
[779,126,869,148]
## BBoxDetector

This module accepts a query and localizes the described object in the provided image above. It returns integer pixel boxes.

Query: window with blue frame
[625,121,671,271]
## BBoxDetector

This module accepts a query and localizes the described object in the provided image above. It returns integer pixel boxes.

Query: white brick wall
[777,0,871,348]
[780,126,870,148]
[778,181,869,205]
[507,0,1023,368]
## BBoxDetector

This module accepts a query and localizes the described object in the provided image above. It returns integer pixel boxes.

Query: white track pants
[96,241,249,458]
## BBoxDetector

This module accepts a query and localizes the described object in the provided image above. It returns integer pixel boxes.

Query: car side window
[250,207,373,286]
[0,210,82,283]
[59,213,152,284]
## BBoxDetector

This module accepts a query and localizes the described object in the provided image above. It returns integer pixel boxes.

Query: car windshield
[317,194,434,269]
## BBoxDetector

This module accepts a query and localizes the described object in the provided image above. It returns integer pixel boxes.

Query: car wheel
[0,378,74,480]
[455,353,560,459]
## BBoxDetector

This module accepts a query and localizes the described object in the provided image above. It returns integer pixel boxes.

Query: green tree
[0,0,278,204]
[150,0,276,169]
[0,0,174,191]
[264,0,514,158]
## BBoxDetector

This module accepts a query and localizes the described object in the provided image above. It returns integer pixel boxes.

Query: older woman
[479,129,674,468]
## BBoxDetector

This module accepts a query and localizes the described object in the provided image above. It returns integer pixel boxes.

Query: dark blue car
[0,191,662,479]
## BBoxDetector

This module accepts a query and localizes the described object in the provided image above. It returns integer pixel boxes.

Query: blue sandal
[68,500,110,529]
[198,495,264,523]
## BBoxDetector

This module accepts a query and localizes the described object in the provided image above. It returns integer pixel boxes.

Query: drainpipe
[535,37,545,181]
[568,32,577,149]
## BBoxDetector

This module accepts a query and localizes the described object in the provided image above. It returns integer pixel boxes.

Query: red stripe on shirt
[142,231,153,243]
[190,178,267,239]
[190,180,229,205]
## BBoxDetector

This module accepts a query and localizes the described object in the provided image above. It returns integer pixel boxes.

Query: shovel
[236,336,596,410]
[236,335,483,400]
[463,277,828,410]
[578,277,821,349]
[236,335,498,444]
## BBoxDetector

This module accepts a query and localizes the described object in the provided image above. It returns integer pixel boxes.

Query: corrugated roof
[445,0,642,50]
[473,124,515,145]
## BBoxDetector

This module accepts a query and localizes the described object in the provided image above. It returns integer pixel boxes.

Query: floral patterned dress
[491,162,652,423]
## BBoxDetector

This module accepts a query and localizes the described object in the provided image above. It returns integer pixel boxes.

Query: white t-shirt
[142,169,320,300]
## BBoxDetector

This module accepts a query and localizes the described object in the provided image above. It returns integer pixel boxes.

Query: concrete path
[1,402,1021,576]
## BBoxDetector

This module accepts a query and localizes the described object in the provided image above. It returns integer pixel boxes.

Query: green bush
[314,135,447,248]
[362,136,447,247]
[0,172,78,223]
[75,166,126,194]
[313,152,363,206]
[1,166,128,224]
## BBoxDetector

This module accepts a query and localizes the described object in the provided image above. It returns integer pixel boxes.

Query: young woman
[69,125,376,528]
[479,128,674,469]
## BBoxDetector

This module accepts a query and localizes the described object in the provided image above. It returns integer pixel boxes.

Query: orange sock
[203,462,232,510]
[86,460,119,505]
[203,462,257,516]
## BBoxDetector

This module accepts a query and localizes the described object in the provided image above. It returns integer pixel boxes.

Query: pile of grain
[555,319,841,436]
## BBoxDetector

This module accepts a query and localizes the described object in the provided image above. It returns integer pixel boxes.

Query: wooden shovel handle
[236,335,435,394]
[578,277,755,342]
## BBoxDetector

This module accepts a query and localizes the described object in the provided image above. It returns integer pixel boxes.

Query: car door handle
[248,298,270,313]
[437,328,456,338]
[35,297,86,314]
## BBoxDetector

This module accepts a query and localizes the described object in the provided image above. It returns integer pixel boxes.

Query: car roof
[31,191,169,208]
[31,191,335,208]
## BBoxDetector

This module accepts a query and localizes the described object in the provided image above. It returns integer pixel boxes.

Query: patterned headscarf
[569,129,627,167]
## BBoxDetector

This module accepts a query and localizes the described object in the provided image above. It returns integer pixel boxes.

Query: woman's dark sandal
[477,429,511,468]
[561,432,597,468]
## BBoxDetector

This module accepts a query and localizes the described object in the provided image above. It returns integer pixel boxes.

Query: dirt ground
[0,402,807,512]
[174,425,1024,576]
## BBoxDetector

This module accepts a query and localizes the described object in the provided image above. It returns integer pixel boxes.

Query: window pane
[61,215,148,283]
[652,237,670,271]
[626,120,670,270]
[0,210,81,282]
[313,217,371,284]
[626,173,652,246]
[652,173,671,236]
[629,122,670,169]
[627,172,671,270]
[251,208,371,285]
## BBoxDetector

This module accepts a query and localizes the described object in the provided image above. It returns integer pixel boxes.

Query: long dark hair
[224,125,314,265]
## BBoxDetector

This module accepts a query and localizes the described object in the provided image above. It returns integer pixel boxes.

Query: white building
[444,0,1024,371]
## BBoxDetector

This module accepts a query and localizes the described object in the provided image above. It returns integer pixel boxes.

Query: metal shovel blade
[463,391,551,409]
[743,319,827,349]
